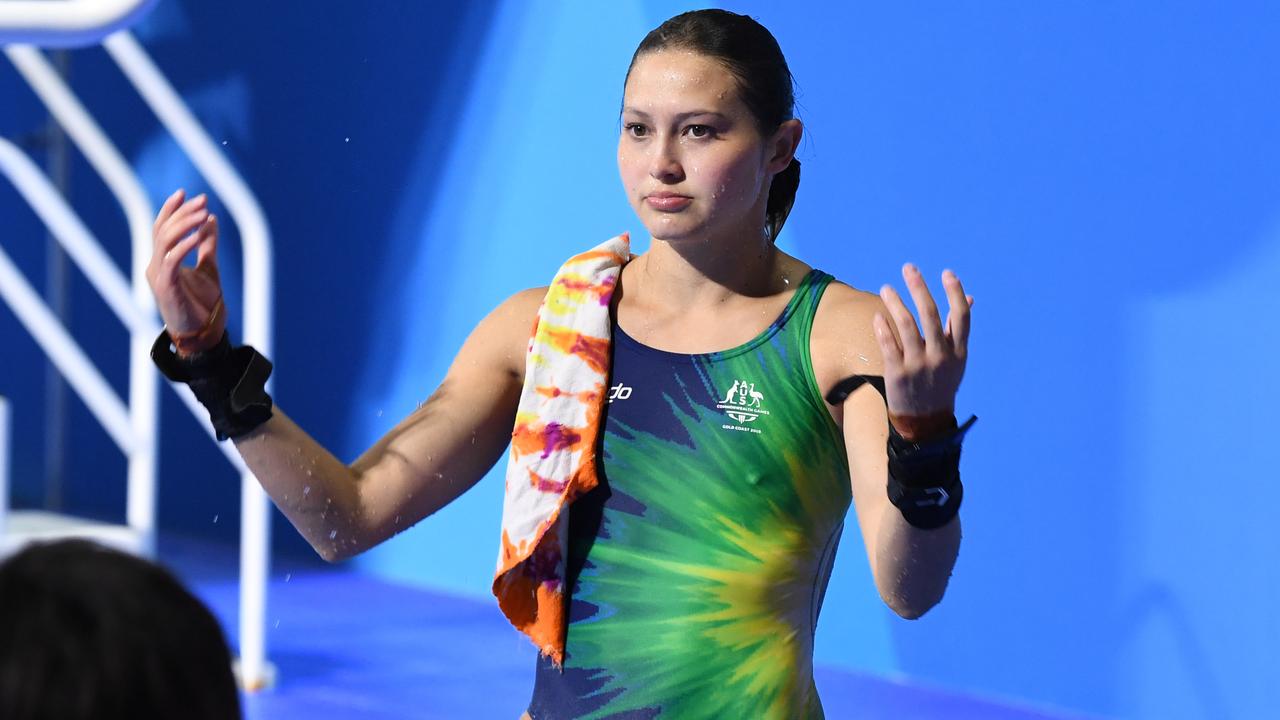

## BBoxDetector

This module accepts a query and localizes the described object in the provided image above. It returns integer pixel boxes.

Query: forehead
[622,49,743,115]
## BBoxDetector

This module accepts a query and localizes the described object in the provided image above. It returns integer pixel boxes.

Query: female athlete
[146,9,975,719]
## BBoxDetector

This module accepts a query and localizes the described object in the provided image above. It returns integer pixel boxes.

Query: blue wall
[3,2,1278,717]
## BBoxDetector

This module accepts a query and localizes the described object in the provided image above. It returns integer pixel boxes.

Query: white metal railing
[1,3,276,691]
[0,160,138,452]
[0,0,158,48]
[5,45,160,558]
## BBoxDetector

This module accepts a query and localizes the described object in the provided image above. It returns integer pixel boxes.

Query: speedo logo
[607,383,633,403]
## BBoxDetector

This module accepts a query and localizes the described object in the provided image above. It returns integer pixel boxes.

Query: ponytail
[765,157,800,242]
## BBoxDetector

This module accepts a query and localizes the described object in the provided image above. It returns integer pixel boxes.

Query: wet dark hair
[0,540,241,720]
[625,9,801,242]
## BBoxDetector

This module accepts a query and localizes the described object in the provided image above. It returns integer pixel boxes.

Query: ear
[765,119,803,174]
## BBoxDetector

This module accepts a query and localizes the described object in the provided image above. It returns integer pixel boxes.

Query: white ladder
[0,0,277,690]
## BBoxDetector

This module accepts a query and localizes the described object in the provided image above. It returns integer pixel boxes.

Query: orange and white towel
[492,233,631,667]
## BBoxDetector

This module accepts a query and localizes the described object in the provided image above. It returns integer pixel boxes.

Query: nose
[648,136,684,183]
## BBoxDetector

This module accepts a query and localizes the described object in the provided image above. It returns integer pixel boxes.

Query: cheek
[617,147,642,195]
[697,152,761,205]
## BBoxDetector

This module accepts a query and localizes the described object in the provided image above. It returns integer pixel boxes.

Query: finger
[158,192,204,233]
[152,188,185,240]
[872,311,903,374]
[158,206,210,258]
[195,214,219,271]
[157,194,208,249]
[160,231,204,284]
[879,283,923,363]
[157,204,206,255]
[941,269,971,351]
[903,263,947,352]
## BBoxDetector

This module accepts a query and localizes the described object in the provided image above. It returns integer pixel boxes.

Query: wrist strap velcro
[151,329,274,441]
[886,415,977,529]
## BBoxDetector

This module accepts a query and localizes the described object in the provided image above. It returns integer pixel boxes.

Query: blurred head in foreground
[0,539,241,720]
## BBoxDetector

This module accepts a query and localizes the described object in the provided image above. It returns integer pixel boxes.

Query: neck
[627,222,781,312]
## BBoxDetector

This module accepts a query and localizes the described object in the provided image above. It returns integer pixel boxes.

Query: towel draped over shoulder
[492,233,631,667]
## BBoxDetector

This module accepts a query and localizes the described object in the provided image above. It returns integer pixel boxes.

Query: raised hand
[873,263,973,430]
[145,189,226,354]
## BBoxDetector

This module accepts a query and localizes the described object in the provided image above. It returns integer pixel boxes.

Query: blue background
[2,2,1278,718]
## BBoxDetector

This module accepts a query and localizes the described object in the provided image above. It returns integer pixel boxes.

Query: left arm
[822,263,974,619]
[843,385,961,619]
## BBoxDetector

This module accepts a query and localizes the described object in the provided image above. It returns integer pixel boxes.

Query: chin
[639,213,706,243]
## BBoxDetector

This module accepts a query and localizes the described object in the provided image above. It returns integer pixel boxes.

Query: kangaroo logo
[716,379,770,430]
[720,380,742,405]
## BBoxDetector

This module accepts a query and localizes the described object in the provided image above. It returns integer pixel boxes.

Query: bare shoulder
[815,279,882,322]
[806,277,890,432]
[503,285,549,320]
[470,286,548,380]
[503,286,549,347]
[812,278,887,381]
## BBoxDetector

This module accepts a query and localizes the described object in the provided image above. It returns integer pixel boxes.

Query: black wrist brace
[150,329,274,441]
[886,414,977,529]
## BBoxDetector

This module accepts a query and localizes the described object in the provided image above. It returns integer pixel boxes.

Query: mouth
[644,193,692,211]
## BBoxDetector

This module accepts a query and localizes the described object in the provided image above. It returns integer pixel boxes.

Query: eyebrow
[621,107,730,122]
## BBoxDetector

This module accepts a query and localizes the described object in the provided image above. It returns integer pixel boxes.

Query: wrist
[885,414,977,530]
[153,330,232,382]
[175,335,224,358]
[888,409,956,442]
[170,296,226,357]
[151,328,273,440]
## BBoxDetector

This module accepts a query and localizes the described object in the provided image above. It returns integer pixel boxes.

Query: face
[618,50,795,244]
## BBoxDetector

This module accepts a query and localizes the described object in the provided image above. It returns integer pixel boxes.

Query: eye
[684,124,716,139]
[624,123,648,138]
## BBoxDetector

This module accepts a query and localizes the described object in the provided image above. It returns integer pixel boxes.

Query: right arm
[233,286,542,561]
[148,189,546,561]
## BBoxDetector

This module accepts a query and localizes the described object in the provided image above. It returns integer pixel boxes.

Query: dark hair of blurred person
[0,539,241,720]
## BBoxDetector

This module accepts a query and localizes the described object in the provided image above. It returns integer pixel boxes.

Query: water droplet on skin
[303,486,311,496]
[212,514,219,523]
[329,530,338,540]
[858,354,871,363]
[394,515,401,525]
[783,277,790,285]
[306,469,313,477]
